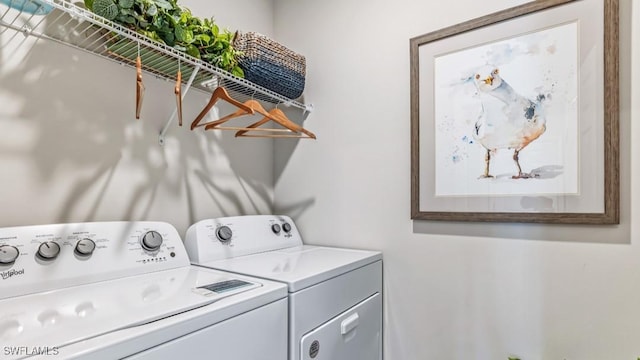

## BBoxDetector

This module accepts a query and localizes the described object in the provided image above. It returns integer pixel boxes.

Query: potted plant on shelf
[84,0,244,77]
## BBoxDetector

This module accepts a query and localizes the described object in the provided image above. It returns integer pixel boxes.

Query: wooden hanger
[235,107,316,139]
[204,100,315,139]
[135,55,145,120]
[190,87,254,130]
[175,68,182,126]
[204,99,272,131]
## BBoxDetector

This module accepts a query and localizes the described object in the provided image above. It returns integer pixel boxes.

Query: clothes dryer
[185,215,382,360]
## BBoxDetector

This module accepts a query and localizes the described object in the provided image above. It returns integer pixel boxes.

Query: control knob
[75,238,96,256]
[282,222,292,233]
[141,231,163,252]
[37,241,61,260]
[216,226,233,243]
[0,245,19,265]
[271,224,281,234]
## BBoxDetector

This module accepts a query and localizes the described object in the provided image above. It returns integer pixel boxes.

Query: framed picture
[410,0,619,224]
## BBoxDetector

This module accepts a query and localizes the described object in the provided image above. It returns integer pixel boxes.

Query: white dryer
[185,215,383,360]
[0,221,288,360]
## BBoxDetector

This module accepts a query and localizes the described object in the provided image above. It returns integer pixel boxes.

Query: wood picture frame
[410,0,619,224]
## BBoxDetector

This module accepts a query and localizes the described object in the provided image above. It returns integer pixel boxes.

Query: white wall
[274,0,639,359]
[0,0,275,235]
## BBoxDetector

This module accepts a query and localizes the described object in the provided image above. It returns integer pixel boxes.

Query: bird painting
[472,66,547,179]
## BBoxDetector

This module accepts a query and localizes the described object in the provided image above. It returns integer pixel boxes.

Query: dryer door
[300,293,381,360]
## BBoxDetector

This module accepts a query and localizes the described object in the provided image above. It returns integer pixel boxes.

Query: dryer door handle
[340,313,359,335]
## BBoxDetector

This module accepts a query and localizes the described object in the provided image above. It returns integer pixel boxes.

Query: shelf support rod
[159,65,201,146]
[302,103,314,121]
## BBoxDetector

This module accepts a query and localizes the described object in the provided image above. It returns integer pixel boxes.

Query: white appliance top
[185,216,382,292]
[0,221,284,359]
[1,267,261,356]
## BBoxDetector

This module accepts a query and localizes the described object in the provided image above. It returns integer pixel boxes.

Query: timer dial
[141,231,163,252]
[37,241,60,260]
[0,245,19,265]
[216,226,233,243]
[75,238,96,256]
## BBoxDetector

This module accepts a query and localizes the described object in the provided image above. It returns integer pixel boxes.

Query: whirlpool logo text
[1,268,24,280]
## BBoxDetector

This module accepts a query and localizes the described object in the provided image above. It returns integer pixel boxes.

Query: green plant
[84,0,243,77]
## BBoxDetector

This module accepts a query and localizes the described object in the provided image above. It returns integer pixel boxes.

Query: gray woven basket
[234,31,306,99]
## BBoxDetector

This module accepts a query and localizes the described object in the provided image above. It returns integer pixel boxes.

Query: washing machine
[184,215,383,360]
[0,221,288,360]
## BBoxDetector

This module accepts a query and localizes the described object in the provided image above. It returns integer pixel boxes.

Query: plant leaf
[92,0,118,20]
[231,66,245,79]
[146,4,157,16]
[194,33,210,44]
[174,25,186,42]
[118,0,133,9]
[162,31,175,46]
[185,44,200,58]
[83,0,94,10]
[117,14,136,24]
[183,29,194,43]
[152,0,172,10]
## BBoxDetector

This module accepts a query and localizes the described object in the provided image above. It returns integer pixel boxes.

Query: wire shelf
[0,0,312,111]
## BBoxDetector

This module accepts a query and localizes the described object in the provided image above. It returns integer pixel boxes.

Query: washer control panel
[0,221,190,300]
[184,215,303,263]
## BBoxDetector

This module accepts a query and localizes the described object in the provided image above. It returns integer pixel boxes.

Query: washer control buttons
[282,222,292,233]
[37,241,61,260]
[216,226,233,243]
[75,238,96,256]
[271,224,281,234]
[0,245,20,265]
[140,231,163,252]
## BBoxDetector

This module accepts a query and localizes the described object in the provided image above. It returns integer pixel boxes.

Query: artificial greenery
[84,0,244,77]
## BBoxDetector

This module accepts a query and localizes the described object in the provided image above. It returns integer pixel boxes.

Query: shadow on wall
[0,15,305,227]
[0,31,132,222]
[270,105,317,218]
[214,104,316,218]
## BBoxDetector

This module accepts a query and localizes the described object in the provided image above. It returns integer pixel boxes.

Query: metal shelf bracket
[158,65,201,146]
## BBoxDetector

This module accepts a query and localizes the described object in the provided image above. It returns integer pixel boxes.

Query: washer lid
[0,266,271,357]
[197,245,382,292]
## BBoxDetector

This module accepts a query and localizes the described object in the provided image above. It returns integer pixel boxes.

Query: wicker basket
[233,31,306,100]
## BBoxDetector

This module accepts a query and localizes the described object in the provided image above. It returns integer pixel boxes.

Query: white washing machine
[184,215,383,360]
[0,221,288,360]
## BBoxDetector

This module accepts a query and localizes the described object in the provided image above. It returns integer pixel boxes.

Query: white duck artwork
[472,66,547,179]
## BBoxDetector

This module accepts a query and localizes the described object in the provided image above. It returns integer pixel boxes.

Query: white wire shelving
[0,0,313,144]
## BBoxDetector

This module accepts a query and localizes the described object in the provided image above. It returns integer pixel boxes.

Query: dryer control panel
[0,221,190,300]
[184,215,303,263]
